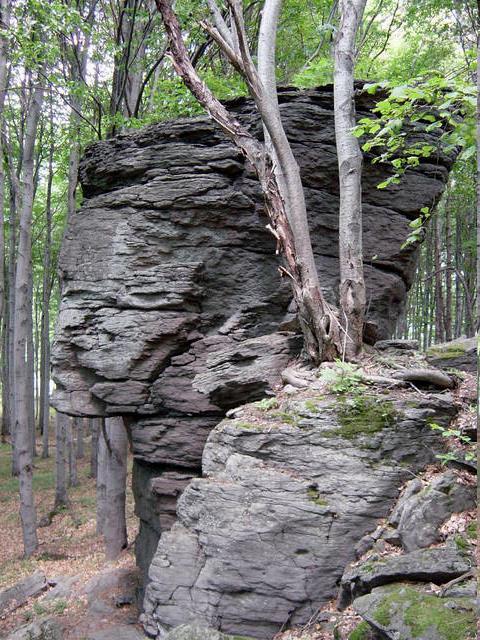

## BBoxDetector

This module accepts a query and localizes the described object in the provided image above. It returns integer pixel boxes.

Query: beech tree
[96,417,128,559]
[155,0,342,364]
[334,0,367,359]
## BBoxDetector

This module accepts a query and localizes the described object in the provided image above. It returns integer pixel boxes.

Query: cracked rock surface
[51,86,454,596]
[141,393,456,639]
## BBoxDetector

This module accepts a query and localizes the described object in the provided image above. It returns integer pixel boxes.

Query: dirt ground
[0,429,139,638]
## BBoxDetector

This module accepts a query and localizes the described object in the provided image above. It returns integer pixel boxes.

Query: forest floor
[0,431,140,638]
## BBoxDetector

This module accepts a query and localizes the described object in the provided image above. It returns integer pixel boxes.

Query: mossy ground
[348,621,372,640]
[427,343,467,359]
[371,585,475,640]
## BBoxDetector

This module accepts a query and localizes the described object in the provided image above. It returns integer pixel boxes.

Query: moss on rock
[357,584,476,640]
[322,395,397,439]
[348,621,374,640]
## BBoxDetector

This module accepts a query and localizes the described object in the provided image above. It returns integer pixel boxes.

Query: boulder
[0,571,47,615]
[50,85,455,601]
[87,625,147,640]
[142,393,456,639]
[338,546,473,608]
[388,472,476,551]
[6,617,63,640]
[45,575,80,601]
[164,623,253,640]
[426,337,477,373]
[353,584,476,640]
[375,339,419,351]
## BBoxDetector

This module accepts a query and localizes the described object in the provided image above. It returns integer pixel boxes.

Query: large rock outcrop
[141,392,457,639]
[51,86,454,589]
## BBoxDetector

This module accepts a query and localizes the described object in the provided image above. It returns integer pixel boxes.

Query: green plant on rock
[307,487,328,506]
[429,422,476,465]
[254,397,279,411]
[348,621,373,640]
[372,585,475,640]
[319,360,365,394]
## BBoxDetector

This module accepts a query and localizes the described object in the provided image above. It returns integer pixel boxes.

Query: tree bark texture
[13,73,45,557]
[96,419,107,535]
[54,412,68,508]
[89,418,99,478]
[103,417,128,560]
[333,0,367,359]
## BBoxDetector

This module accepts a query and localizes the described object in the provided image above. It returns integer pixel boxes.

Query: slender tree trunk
[89,418,99,478]
[96,419,107,535]
[0,0,8,336]
[6,153,19,475]
[434,213,445,343]
[444,203,452,341]
[40,105,54,458]
[104,417,128,560]
[476,27,480,331]
[76,417,85,459]
[54,412,68,508]
[333,0,367,359]
[67,417,78,487]
[454,206,462,337]
[155,0,341,363]
[13,73,45,557]
[27,278,36,458]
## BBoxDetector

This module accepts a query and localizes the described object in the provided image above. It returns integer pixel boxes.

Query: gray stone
[388,472,476,551]
[442,578,476,598]
[375,339,419,351]
[44,574,80,601]
[142,393,456,639]
[338,546,474,608]
[87,624,147,640]
[353,584,476,640]
[163,622,253,640]
[6,617,63,640]
[426,336,477,373]
[51,86,455,584]
[0,571,47,614]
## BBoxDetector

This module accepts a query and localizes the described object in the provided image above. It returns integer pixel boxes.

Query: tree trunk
[54,412,68,508]
[0,0,9,334]
[333,0,367,359]
[89,418,99,478]
[444,203,452,341]
[6,152,17,468]
[434,213,445,343]
[67,417,78,487]
[13,73,45,557]
[40,102,54,459]
[104,417,128,560]
[76,417,85,459]
[96,419,107,535]
[476,27,480,332]
[155,0,341,364]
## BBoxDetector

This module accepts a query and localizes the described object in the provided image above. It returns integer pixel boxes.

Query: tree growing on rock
[334,0,367,359]
[154,0,343,364]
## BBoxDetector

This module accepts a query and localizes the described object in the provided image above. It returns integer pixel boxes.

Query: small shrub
[254,397,279,411]
[319,360,365,394]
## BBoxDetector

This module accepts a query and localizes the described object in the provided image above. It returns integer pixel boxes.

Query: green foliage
[429,422,476,465]
[372,585,476,640]
[254,397,279,411]
[319,360,365,394]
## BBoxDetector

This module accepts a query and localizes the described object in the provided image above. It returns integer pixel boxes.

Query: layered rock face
[51,87,453,595]
[141,392,457,638]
